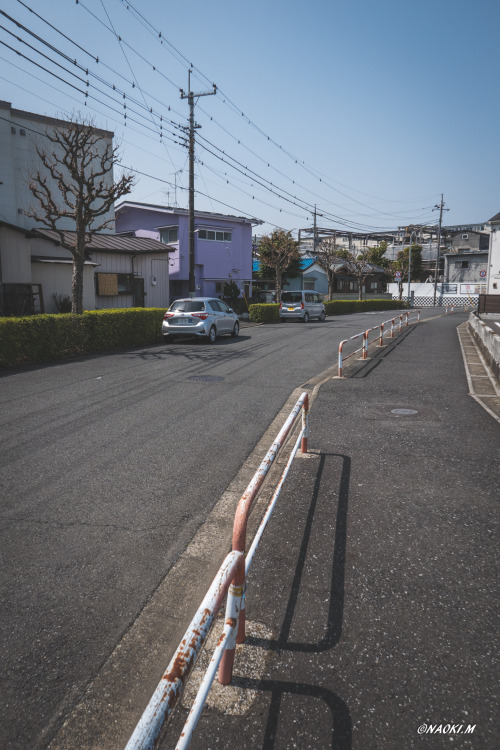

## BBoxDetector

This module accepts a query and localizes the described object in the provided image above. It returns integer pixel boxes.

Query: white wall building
[487,212,500,294]
[0,100,115,232]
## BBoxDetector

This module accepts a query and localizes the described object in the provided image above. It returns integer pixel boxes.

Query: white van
[279,290,326,322]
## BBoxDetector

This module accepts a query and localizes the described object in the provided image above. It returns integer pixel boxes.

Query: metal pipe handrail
[338,310,420,377]
[125,394,310,749]
[125,550,244,750]
[178,427,307,749]
[218,391,309,684]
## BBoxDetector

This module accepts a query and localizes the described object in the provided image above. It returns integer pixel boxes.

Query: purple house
[115,201,262,301]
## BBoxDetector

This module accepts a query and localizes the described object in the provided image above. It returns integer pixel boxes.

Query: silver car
[162,297,240,343]
[279,290,326,322]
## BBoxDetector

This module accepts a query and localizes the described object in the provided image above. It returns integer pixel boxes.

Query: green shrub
[248,299,405,324]
[324,299,406,316]
[0,308,166,368]
[249,303,280,324]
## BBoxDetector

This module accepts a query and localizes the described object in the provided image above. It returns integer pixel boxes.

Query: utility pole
[432,194,449,306]
[180,70,216,297]
[313,205,317,256]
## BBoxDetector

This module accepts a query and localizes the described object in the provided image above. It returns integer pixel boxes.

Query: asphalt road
[0,309,432,749]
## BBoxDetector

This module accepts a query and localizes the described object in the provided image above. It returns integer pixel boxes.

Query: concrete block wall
[468,313,500,387]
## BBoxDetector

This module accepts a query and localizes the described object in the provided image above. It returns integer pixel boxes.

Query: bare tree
[315,237,343,300]
[338,247,373,301]
[258,229,300,300]
[26,116,134,313]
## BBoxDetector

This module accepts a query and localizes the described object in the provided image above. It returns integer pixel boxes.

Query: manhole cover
[188,375,225,383]
[391,408,418,416]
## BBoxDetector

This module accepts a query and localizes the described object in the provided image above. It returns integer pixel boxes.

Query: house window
[455,260,469,269]
[160,226,178,244]
[304,278,316,290]
[117,274,134,293]
[197,228,232,242]
[461,234,469,239]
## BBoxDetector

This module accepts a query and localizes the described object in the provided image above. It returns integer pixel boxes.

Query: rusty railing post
[338,340,346,377]
[362,330,369,358]
[301,394,309,454]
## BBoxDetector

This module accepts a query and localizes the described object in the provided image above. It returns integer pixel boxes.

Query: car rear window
[170,300,206,312]
[281,292,302,304]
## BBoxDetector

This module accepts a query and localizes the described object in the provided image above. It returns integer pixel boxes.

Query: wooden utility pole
[180,70,216,297]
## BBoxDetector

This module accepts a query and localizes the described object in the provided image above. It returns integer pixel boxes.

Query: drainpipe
[131,254,136,305]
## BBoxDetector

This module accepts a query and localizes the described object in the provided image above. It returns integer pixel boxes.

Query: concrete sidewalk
[164,313,499,749]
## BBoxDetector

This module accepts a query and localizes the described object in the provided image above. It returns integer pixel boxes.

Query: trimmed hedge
[0,308,166,368]
[249,298,406,324]
[323,299,407,316]
[248,303,280,324]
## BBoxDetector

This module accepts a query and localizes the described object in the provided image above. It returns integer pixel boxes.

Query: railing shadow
[231,677,351,750]
[228,452,353,748]
[247,453,350,653]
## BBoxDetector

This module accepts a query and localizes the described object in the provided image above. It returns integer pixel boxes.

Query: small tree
[223,280,242,310]
[315,238,342,300]
[258,229,300,300]
[27,116,134,313]
[365,241,391,270]
[392,245,423,300]
[336,248,373,301]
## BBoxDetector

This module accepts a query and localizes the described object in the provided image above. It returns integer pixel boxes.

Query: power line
[94,0,439,218]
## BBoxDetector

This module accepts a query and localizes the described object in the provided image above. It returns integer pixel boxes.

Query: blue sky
[1,0,498,236]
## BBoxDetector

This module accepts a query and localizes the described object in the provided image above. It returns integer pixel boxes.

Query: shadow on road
[247,453,350,653]
[123,335,253,364]
[230,452,352,749]
[231,677,352,750]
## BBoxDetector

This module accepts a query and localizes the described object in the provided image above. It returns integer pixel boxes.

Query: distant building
[487,211,500,294]
[443,250,488,294]
[116,202,262,301]
[444,230,490,254]
[252,258,387,299]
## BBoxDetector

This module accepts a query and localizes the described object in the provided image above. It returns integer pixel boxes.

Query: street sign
[395,271,402,279]
[480,270,487,278]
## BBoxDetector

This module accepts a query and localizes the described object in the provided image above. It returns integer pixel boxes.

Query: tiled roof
[32,229,175,254]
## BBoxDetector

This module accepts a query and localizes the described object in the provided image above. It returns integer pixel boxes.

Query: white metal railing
[125,393,310,750]
[338,310,421,377]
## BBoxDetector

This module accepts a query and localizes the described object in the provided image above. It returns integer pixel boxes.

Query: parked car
[279,290,326,322]
[162,297,240,343]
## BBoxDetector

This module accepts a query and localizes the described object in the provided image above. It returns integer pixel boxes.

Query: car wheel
[162,333,169,341]
[303,312,310,323]
[231,321,240,337]
[280,317,286,323]
[207,326,217,344]
[319,310,326,321]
